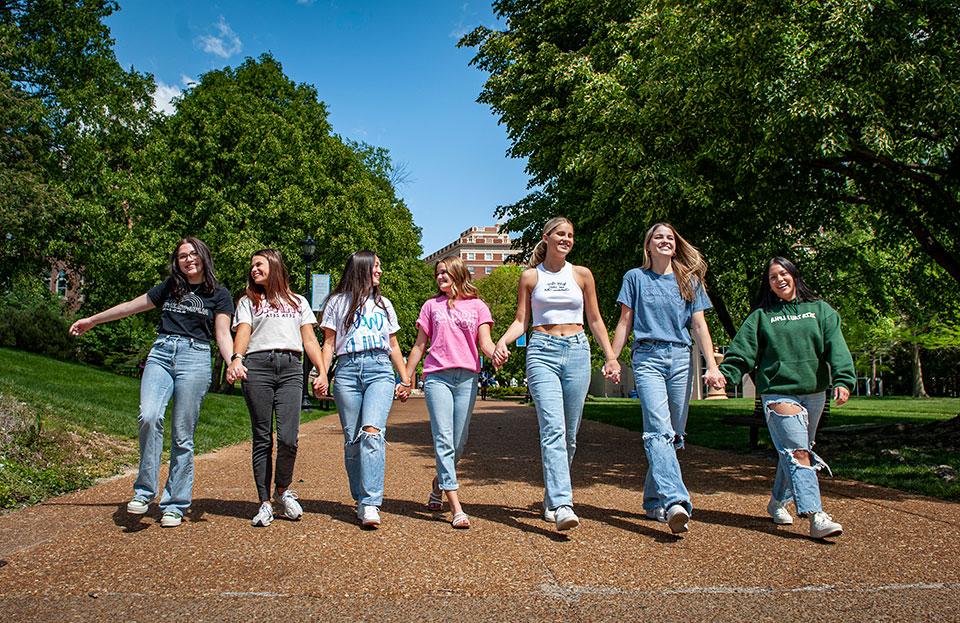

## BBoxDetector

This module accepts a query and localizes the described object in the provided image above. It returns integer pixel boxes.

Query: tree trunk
[703,273,737,339]
[912,343,928,398]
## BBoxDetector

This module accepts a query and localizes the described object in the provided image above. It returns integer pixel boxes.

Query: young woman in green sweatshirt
[719,257,855,540]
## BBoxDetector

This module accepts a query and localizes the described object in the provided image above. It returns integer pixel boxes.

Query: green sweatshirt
[719,299,856,396]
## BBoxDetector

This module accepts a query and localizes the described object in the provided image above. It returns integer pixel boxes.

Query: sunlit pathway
[0,397,957,621]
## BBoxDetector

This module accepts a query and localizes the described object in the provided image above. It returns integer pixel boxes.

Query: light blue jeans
[424,368,478,491]
[135,335,211,516]
[526,331,591,511]
[632,341,693,515]
[763,392,829,516]
[333,349,395,507]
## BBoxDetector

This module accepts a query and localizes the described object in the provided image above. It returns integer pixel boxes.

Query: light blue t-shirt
[616,268,712,346]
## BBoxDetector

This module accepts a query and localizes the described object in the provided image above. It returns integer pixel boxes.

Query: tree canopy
[462,0,960,341]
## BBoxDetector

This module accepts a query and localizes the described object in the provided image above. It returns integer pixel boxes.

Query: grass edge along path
[0,347,334,509]
[583,395,960,501]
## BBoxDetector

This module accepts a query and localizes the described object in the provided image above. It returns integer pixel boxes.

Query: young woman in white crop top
[493,216,621,532]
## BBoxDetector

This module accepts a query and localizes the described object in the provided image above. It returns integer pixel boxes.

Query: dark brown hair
[245,249,300,310]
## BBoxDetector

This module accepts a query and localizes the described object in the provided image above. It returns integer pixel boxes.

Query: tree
[131,54,430,350]
[0,0,156,291]
[462,0,960,340]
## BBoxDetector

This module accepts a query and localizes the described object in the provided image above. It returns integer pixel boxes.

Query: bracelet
[398,381,412,388]
[231,353,245,361]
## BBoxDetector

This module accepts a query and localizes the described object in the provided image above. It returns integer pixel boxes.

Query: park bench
[721,390,831,449]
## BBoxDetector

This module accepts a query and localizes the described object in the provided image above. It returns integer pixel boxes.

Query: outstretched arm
[68,294,155,336]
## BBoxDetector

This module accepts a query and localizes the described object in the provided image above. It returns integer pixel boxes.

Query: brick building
[423,225,520,278]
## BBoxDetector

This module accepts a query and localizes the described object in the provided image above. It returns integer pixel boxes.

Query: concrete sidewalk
[0,398,957,621]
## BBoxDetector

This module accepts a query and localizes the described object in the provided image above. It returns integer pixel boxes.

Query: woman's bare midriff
[533,323,584,337]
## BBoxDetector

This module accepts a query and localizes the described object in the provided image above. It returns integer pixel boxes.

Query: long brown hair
[168,237,219,299]
[328,250,390,334]
[435,256,479,308]
[641,222,707,302]
[245,249,300,310]
[527,216,573,268]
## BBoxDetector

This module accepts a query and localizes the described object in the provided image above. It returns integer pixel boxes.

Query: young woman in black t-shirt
[69,237,234,528]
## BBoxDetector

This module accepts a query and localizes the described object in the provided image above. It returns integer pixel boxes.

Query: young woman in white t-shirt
[404,256,496,529]
[226,249,325,527]
[316,250,411,528]
[493,217,621,532]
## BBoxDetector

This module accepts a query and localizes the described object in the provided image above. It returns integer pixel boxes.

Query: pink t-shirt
[417,295,493,376]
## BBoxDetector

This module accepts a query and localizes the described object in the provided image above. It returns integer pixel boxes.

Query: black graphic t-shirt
[147,278,234,341]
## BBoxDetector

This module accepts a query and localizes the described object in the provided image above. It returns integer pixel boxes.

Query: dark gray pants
[241,350,303,502]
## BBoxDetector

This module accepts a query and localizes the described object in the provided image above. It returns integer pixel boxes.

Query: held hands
[225,359,247,384]
[833,385,850,406]
[702,367,726,390]
[313,373,329,397]
[395,379,412,402]
[68,317,95,337]
[602,358,621,384]
[493,340,510,369]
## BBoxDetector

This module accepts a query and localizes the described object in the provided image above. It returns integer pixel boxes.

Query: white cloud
[195,16,242,58]
[181,74,197,88]
[152,80,182,116]
[296,0,314,5]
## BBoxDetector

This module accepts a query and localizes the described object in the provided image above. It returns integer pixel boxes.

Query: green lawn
[584,395,960,500]
[0,347,334,508]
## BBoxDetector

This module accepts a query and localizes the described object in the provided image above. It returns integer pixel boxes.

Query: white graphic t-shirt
[233,294,317,353]
[320,293,400,355]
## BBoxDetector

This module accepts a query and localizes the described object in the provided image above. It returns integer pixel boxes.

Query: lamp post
[301,235,316,409]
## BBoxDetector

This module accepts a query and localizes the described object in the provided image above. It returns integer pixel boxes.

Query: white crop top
[530,262,584,326]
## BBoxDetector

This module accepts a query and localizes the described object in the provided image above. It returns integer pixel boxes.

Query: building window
[484,252,493,261]
[56,271,68,297]
[466,252,475,260]
[468,265,476,274]
[485,266,493,274]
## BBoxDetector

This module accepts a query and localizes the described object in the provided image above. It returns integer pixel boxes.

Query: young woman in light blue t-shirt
[611,223,724,535]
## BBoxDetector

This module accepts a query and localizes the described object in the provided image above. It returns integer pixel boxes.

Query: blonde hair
[436,256,479,307]
[528,216,574,268]
[641,222,707,302]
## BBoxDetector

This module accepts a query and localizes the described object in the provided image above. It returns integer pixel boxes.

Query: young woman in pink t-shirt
[405,256,496,528]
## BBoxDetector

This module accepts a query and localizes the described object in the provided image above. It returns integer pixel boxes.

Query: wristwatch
[231,353,245,361]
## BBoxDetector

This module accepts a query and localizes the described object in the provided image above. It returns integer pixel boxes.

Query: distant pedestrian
[718,256,855,540]
[610,223,724,535]
[315,251,411,528]
[69,237,234,528]
[405,256,496,529]
[226,249,325,528]
[493,217,620,532]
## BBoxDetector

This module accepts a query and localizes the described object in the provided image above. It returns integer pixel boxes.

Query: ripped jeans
[333,350,395,507]
[632,341,693,515]
[762,393,829,516]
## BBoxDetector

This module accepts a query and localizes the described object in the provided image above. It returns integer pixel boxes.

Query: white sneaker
[160,511,182,528]
[273,489,303,520]
[767,498,794,525]
[554,505,580,531]
[644,508,666,523]
[543,507,556,523]
[809,512,842,539]
[126,497,149,515]
[666,504,690,534]
[358,504,381,528]
[251,501,274,527]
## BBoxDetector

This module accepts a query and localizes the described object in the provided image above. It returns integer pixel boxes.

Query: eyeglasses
[177,251,200,261]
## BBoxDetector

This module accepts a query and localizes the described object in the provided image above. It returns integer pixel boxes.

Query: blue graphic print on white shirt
[320,293,400,356]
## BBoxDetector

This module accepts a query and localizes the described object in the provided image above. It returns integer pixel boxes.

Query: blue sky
[105,1,530,257]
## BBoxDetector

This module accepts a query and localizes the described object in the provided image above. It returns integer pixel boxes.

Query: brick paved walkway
[0,398,957,621]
